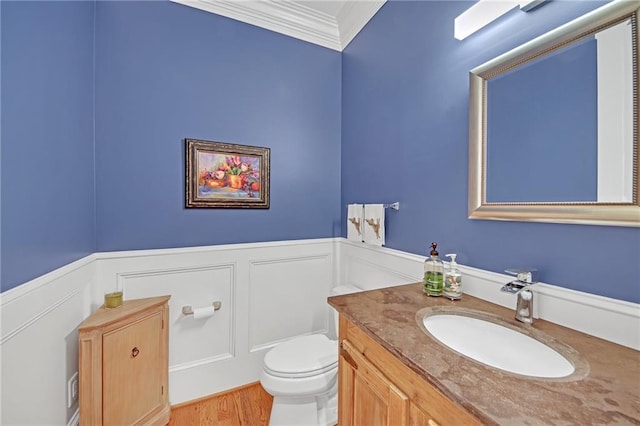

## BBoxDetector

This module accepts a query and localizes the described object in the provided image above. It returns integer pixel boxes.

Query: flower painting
[185,139,270,208]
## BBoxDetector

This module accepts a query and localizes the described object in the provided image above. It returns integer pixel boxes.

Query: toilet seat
[264,334,338,379]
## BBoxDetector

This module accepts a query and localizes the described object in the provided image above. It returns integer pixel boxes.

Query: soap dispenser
[443,254,462,300]
[423,242,444,296]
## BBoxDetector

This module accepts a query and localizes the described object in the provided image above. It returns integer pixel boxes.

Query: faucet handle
[505,268,538,284]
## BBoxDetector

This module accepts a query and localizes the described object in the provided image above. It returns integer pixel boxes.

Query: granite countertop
[328,283,640,425]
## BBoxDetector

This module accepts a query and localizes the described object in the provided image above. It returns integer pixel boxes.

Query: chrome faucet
[501,268,538,324]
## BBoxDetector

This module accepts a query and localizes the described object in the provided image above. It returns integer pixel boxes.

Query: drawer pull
[428,419,440,426]
[131,347,140,358]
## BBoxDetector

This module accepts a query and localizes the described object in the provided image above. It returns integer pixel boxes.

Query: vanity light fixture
[454,0,545,40]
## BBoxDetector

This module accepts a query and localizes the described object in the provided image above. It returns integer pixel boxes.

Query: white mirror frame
[468,0,640,227]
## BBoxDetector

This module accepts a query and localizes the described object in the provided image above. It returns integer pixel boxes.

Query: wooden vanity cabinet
[78,296,171,426]
[339,339,409,425]
[338,315,480,426]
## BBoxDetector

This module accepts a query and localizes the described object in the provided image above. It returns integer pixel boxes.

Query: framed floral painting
[185,138,270,208]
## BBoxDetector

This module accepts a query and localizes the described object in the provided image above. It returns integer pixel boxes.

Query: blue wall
[3,0,639,304]
[342,0,640,303]
[487,38,598,202]
[94,2,342,251]
[1,1,340,292]
[1,1,96,292]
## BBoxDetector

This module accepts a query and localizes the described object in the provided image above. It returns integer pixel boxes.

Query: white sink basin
[423,314,575,378]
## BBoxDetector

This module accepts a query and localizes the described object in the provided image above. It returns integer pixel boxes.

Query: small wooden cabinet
[79,296,171,426]
[338,315,480,426]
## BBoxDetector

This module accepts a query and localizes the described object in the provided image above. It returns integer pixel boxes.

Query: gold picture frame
[185,138,270,209]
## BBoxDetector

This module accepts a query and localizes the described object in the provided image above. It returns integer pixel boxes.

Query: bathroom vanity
[338,316,479,425]
[328,284,640,425]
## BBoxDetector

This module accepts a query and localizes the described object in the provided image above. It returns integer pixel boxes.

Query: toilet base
[268,383,337,426]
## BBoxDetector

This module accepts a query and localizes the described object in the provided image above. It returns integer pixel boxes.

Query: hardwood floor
[168,382,273,426]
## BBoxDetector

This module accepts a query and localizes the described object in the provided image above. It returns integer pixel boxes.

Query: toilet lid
[264,335,338,379]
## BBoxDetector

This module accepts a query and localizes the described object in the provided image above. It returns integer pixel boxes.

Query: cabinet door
[103,312,163,425]
[339,340,409,426]
[409,403,442,426]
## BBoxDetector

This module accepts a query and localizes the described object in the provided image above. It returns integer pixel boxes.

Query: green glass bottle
[423,242,444,296]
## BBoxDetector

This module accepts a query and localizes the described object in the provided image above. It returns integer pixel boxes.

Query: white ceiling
[171,0,386,51]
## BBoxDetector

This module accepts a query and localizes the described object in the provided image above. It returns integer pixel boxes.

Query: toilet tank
[330,285,361,338]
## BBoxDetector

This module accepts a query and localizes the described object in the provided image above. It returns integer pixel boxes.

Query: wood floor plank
[168,404,198,425]
[197,397,218,425]
[216,393,239,426]
[168,382,272,426]
[237,382,272,425]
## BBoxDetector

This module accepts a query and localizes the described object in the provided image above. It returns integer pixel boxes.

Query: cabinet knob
[131,347,140,358]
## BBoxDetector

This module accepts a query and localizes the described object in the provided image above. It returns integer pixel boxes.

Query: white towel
[363,204,385,246]
[347,204,364,242]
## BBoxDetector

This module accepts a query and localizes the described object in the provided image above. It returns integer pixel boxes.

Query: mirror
[468,0,640,227]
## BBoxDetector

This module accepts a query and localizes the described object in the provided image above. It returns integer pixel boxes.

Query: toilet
[260,285,360,426]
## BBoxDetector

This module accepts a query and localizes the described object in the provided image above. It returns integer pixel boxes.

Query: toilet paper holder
[182,301,222,316]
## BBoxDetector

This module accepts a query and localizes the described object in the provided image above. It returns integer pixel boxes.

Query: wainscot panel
[249,254,332,351]
[95,238,338,404]
[118,264,236,369]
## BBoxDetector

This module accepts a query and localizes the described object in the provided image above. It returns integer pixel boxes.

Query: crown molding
[336,0,385,48]
[171,0,385,51]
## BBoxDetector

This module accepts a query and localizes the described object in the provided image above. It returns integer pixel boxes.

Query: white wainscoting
[340,240,640,351]
[95,239,336,404]
[0,255,96,426]
[0,239,337,424]
[340,241,423,289]
[1,237,638,425]
[118,264,236,369]
[248,254,332,352]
